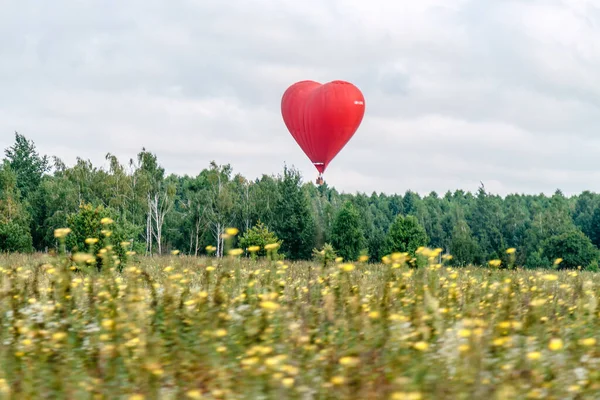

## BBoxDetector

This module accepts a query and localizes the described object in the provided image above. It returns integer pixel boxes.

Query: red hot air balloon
[281,80,365,185]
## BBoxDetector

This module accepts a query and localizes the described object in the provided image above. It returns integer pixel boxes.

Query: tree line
[2,132,600,270]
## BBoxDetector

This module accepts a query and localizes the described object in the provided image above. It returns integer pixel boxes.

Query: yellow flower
[282,378,294,388]
[391,392,422,400]
[527,351,542,360]
[458,329,472,338]
[54,228,72,238]
[215,329,227,338]
[358,255,369,262]
[52,332,67,341]
[100,217,114,225]
[330,376,345,385]
[335,257,343,263]
[186,390,203,399]
[248,246,260,252]
[128,395,144,400]
[579,338,596,346]
[339,356,360,367]
[506,248,516,254]
[413,341,429,351]
[85,238,99,245]
[101,319,115,329]
[206,266,215,272]
[553,258,563,265]
[260,301,280,311]
[171,250,180,255]
[548,338,563,351]
[542,274,558,281]
[265,243,280,250]
[72,252,95,263]
[340,264,355,272]
[228,248,243,256]
[488,259,502,267]
[225,227,239,236]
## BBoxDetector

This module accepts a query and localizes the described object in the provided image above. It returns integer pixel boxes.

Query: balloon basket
[316,176,324,185]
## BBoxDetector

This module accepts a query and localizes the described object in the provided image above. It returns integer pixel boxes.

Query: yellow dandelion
[85,238,99,245]
[282,377,294,388]
[53,228,72,238]
[215,329,227,338]
[228,248,243,256]
[548,338,563,351]
[225,227,239,236]
[186,390,203,399]
[265,243,280,250]
[527,351,542,360]
[171,250,180,255]
[358,255,369,262]
[506,248,516,254]
[248,245,260,252]
[553,258,563,265]
[100,217,114,225]
[413,341,429,351]
[542,274,558,281]
[330,376,345,385]
[340,264,355,272]
[488,259,502,267]
[339,356,360,367]
[579,338,596,346]
[458,329,472,338]
[260,301,280,311]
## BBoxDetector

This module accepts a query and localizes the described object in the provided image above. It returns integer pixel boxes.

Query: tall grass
[0,242,599,399]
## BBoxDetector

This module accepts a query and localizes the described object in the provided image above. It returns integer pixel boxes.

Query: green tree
[272,166,316,260]
[66,203,141,267]
[449,218,479,266]
[0,163,33,252]
[383,215,428,256]
[239,221,282,257]
[4,132,49,201]
[330,201,365,261]
[539,229,599,270]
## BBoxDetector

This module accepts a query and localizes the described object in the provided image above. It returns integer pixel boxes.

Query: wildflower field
[1,239,600,400]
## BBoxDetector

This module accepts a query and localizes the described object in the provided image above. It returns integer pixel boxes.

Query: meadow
[0,230,599,399]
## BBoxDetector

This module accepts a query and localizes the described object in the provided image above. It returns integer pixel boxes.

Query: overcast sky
[1,0,600,197]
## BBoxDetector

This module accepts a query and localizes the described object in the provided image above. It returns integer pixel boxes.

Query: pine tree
[330,201,365,261]
[272,166,315,260]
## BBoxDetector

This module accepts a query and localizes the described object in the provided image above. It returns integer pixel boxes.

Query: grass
[0,242,599,399]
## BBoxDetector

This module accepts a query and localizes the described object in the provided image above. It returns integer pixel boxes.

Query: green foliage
[383,215,429,256]
[0,162,33,252]
[330,201,365,261]
[9,134,600,267]
[312,242,338,268]
[65,203,142,267]
[449,219,480,266]
[238,221,282,257]
[540,229,599,270]
[272,166,316,260]
[0,222,33,252]
[4,132,49,201]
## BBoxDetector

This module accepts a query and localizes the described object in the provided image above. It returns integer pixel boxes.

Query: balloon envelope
[281,80,365,174]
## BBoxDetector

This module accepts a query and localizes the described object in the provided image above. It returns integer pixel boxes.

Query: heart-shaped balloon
[281,80,365,175]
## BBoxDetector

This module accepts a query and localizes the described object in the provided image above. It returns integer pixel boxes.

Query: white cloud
[1,0,600,197]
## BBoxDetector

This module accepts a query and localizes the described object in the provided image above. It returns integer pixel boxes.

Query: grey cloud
[1,0,600,197]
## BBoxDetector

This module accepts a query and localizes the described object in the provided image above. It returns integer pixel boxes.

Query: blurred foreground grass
[1,247,600,400]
